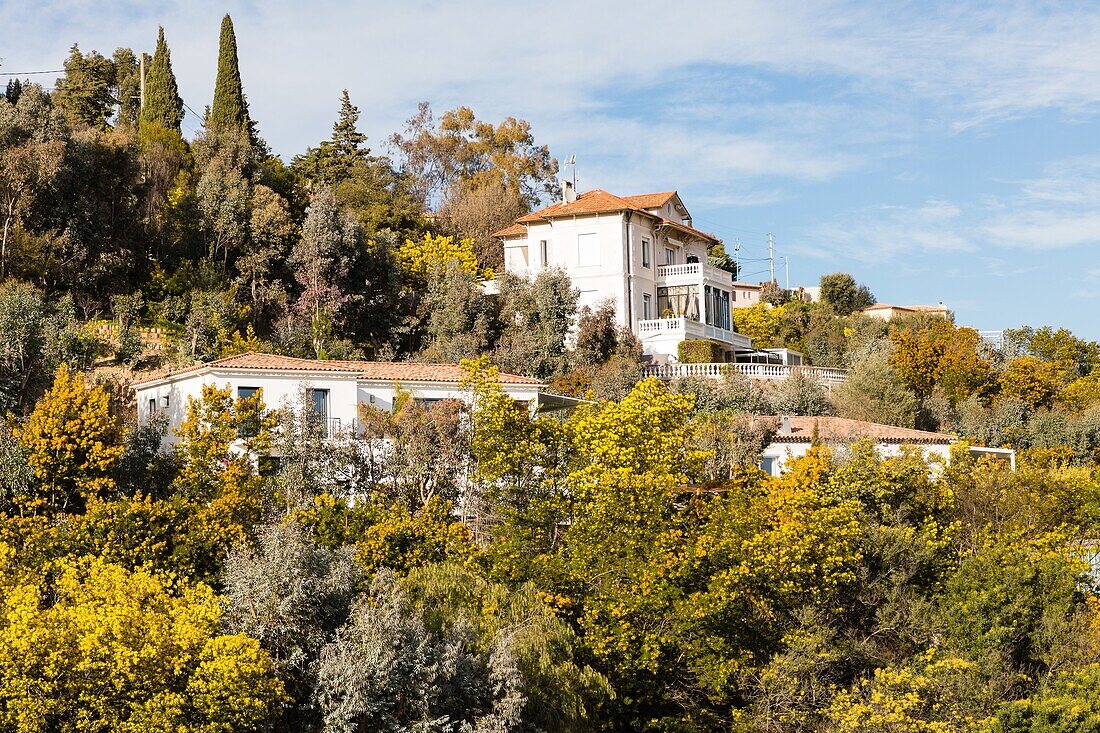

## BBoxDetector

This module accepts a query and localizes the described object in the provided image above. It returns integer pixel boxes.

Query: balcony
[656,261,734,287]
[637,316,750,350]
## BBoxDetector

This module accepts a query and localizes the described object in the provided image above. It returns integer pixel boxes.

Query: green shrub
[678,339,722,363]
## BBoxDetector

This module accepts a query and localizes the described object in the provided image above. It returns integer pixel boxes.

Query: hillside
[3,17,1100,733]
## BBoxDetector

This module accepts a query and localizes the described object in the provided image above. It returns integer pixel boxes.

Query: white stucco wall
[503,211,715,337]
[759,441,953,476]
[137,369,543,445]
[732,283,762,308]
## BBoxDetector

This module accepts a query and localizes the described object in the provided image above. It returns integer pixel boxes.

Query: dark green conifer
[209,14,249,132]
[331,90,368,159]
[140,26,184,131]
[4,78,22,104]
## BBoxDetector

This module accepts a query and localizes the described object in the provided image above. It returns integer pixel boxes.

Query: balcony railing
[317,416,342,437]
[637,317,750,349]
[642,362,848,385]
[656,262,734,284]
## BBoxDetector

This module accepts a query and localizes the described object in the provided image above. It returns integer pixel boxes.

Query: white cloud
[6,0,1100,183]
[799,199,975,262]
[804,153,1100,260]
[982,156,1100,249]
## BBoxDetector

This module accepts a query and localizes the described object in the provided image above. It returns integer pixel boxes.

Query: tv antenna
[565,154,577,190]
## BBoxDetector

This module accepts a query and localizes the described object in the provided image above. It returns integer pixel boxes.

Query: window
[577,233,600,267]
[704,286,731,331]
[641,238,651,268]
[642,293,652,320]
[665,246,675,265]
[759,456,777,476]
[237,387,261,438]
[414,397,445,413]
[539,240,549,267]
[657,285,700,320]
[509,245,529,270]
[311,389,329,418]
[161,395,170,408]
[147,398,156,414]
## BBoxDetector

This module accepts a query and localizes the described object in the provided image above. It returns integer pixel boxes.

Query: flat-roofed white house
[862,303,951,321]
[132,352,552,445]
[757,415,1016,476]
[494,186,750,363]
[732,281,763,308]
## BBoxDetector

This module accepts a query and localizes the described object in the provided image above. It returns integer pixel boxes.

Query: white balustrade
[656,263,701,278]
[642,362,848,385]
[656,262,735,284]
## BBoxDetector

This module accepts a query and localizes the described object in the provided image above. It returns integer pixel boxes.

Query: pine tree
[55,44,118,129]
[331,90,367,160]
[140,26,184,132]
[299,90,370,184]
[209,14,249,133]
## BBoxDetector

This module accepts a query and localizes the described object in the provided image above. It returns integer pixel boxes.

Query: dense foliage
[4,17,1100,732]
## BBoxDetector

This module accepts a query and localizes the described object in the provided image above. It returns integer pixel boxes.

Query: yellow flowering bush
[395,232,479,285]
[15,364,126,513]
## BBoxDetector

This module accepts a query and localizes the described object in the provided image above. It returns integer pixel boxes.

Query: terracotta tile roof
[770,416,954,445]
[621,191,678,209]
[133,352,542,387]
[509,189,717,243]
[492,223,528,238]
[515,189,640,223]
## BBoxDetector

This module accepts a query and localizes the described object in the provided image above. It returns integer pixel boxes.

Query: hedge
[678,339,723,363]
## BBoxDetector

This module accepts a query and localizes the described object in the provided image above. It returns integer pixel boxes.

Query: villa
[494,185,751,364]
[132,351,568,444]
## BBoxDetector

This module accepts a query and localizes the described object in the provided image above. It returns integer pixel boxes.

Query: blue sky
[3,0,1099,337]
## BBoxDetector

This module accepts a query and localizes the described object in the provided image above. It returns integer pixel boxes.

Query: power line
[0,69,64,76]
[181,101,203,122]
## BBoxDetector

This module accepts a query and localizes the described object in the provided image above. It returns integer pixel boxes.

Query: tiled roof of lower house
[771,416,954,445]
[132,352,542,387]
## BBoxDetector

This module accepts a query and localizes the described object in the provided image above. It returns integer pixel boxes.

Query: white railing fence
[642,362,848,385]
[638,317,691,333]
[656,263,702,277]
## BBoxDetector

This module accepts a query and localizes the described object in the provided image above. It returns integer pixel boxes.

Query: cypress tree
[209,14,249,132]
[4,78,22,104]
[140,26,184,131]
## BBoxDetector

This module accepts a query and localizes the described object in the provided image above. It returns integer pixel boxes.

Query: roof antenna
[565,154,577,191]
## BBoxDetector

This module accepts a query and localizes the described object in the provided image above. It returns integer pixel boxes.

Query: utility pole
[139,52,146,112]
[783,255,790,290]
[733,238,741,281]
[767,232,775,283]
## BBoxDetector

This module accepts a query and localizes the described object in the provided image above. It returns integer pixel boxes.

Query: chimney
[779,415,792,435]
[562,179,577,204]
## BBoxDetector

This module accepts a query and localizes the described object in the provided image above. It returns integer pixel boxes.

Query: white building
[731,281,763,308]
[495,187,751,363]
[757,415,1016,476]
[132,352,556,445]
[862,303,951,321]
